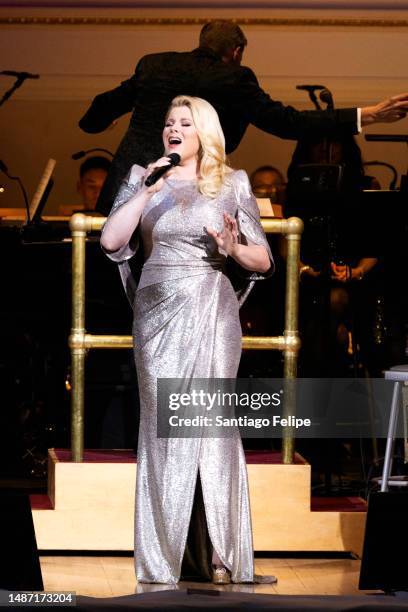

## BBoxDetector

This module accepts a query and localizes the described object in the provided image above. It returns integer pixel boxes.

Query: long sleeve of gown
[100,163,145,303]
[230,170,274,305]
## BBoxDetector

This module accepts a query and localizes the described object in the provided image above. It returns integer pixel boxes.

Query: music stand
[27,158,56,223]
[20,159,70,243]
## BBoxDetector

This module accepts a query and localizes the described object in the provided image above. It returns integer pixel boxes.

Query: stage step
[31,449,366,554]
[31,494,368,513]
[310,497,367,512]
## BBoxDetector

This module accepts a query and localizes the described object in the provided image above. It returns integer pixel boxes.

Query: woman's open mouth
[168,137,182,147]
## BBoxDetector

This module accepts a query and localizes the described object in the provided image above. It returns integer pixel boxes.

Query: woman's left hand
[206,212,238,256]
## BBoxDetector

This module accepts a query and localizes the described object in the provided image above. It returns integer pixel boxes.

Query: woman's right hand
[143,156,175,194]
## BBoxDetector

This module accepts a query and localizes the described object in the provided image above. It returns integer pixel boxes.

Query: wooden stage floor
[39,555,379,598]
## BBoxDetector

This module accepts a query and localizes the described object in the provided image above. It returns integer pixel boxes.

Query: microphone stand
[0,74,30,107]
[318,88,363,377]
[296,84,325,110]
[0,161,31,222]
[295,85,358,377]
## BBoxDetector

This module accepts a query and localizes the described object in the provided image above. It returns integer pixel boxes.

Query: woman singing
[101,96,273,585]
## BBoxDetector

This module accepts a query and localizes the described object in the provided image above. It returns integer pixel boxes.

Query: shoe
[212,566,231,585]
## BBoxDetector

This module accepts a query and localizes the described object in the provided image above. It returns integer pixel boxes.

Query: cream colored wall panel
[1,74,407,105]
[0,100,131,214]
[256,76,408,105]
[1,25,408,92]
[1,11,408,212]
[249,30,408,78]
[0,27,199,78]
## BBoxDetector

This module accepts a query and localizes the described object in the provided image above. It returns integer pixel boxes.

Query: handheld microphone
[1,70,40,79]
[145,153,181,187]
[319,88,334,110]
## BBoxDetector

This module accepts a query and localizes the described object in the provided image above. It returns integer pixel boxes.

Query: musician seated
[59,156,110,216]
[250,165,286,217]
[285,134,381,377]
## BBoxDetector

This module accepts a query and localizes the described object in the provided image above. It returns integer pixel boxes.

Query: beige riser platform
[32,450,366,554]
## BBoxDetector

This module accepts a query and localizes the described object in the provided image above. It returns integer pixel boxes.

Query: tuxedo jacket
[79,47,358,215]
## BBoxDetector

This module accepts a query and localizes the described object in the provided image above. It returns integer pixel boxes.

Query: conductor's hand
[143,157,175,195]
[361,93,408,126]
[206,212,238,256]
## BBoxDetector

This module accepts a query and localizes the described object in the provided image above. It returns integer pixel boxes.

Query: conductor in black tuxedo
[79,21,408,215]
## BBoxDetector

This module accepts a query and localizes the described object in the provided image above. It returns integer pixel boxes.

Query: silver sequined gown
[103,165,272,584]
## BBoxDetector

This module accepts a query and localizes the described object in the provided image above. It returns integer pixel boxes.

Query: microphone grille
[319,88,333,105]
[168,153,181,165]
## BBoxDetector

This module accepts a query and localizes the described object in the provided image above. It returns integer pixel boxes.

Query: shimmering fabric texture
[102,166,273,584]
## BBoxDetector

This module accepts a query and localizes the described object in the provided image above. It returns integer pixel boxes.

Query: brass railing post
[69,214,87,462]
[283,218,303,464]
[69,214,302,463]
[261,218,303,464]
[69,214,105,461]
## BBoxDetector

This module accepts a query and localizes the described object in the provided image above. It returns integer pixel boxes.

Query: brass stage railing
[69,214,303,463]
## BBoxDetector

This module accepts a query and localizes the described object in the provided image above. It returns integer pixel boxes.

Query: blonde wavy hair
[166,95,232,198]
